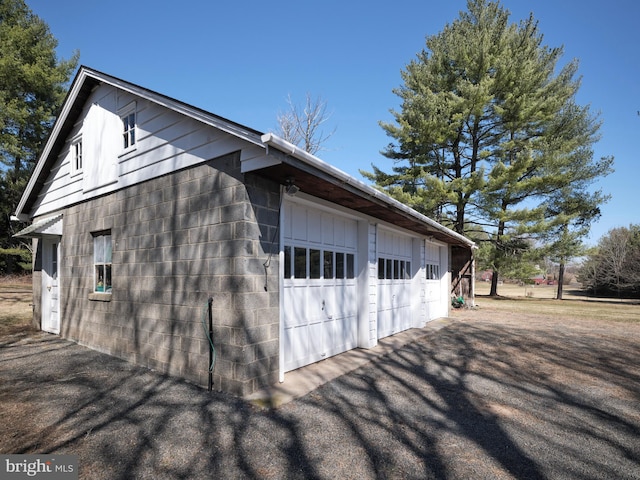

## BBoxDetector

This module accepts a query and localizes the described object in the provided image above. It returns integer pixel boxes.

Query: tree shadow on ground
[1,318,639,479]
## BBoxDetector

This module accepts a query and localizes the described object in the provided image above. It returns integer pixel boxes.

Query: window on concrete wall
[93,231,112,293]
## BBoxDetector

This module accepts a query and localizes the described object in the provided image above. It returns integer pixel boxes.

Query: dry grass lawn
[0,276,34,336]
[0,278,637,338]
[469,281,640,324]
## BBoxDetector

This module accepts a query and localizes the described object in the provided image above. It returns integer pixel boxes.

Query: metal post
[208,297,213,392]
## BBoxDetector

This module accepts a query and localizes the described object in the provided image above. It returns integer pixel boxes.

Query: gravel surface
[1,311,639,479]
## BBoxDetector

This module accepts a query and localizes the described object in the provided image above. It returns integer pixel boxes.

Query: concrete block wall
[52,151,280,396]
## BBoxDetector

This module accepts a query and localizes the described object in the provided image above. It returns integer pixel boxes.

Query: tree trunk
[489,268,499,296]
[490,220,506,296]
[557,261,565,300]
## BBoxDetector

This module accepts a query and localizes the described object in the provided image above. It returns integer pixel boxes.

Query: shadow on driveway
[1,316,639,479]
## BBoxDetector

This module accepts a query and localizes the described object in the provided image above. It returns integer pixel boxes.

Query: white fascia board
[260,132,476,248]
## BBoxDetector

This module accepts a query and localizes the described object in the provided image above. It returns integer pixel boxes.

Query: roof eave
[260,133,476,249]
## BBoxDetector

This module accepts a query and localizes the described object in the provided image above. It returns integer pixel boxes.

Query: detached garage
[255,134,475,379]
[14,67,475,396]
[277,191,457,376]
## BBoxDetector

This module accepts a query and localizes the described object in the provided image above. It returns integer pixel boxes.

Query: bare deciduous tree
[275,93,335,155]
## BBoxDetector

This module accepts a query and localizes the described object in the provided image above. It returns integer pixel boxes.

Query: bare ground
[1,293,639,479]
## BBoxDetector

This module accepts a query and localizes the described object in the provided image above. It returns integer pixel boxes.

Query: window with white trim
[71,135,83,175]
[120,103,136,150]
[93,231,112,293]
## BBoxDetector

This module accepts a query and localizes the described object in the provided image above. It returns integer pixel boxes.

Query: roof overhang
[252,134,475,249]
[13,214,63,239]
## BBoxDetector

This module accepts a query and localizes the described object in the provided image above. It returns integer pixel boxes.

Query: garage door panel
[284,285,308,328]
[322,213,335,246]
[292,204,308,241]
[283,202,359,372]
[377,230,415,339]
[284,325,309,369]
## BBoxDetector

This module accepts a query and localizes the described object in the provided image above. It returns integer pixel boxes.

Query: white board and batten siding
[30,83,261,219]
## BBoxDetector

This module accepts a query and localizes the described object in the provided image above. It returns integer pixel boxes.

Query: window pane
[294,247,306,278]
[406,261,411,278]
[378,258,385,280]
[346,254,355,279]
[123,117,129,148]
[94,236,104,263]
[105,235,112,262]
[284,246,291,279]
[51,244,58,279]
[336,252,345,279]
[324,251,334,279]
[95,265,105,292]
[310,249,321,279]
[394,260,400,279]
[386,259,392,280]
[105,265,112,291]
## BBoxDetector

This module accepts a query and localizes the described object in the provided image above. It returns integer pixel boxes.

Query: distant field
[475,281,582,299]
[470,281,640,324]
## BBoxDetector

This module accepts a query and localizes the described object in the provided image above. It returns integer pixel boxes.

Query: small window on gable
[93,231,112,293]
[120,103,136,150]
[71,135,83,175]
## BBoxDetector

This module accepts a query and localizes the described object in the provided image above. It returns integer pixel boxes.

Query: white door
[377,230,414,339]
[41,238,60,334]
[282,202,358,372]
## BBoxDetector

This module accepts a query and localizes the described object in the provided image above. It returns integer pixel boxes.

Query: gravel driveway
[1,309,639,479]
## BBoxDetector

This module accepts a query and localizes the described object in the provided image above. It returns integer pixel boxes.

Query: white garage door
[377,229,414,339]
[282,202,358,372]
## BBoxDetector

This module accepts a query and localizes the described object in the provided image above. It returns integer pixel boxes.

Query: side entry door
[41,237,60,334]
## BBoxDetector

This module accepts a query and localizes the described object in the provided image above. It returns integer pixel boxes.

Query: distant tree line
[578,225,640,298]
[0,0,78,274]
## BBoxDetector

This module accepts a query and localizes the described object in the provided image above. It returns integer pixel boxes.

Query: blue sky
[27,0,639,245]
